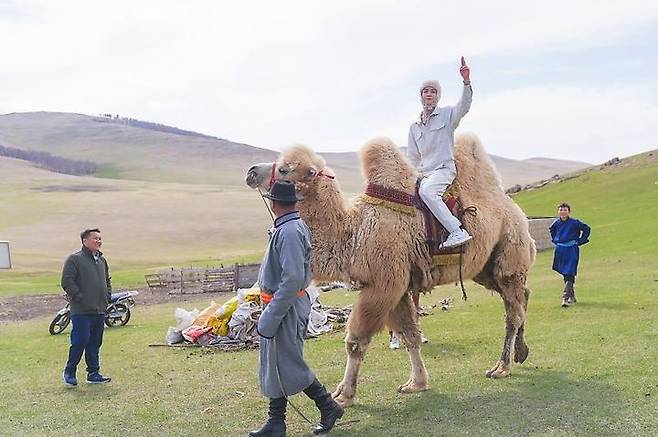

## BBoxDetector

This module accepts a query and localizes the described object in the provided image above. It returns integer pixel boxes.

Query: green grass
[513,156,658,257]
[2,145,657,434]
[0,252,264,296]
[1,251,657,436]
[0,157,273,296]
[95,163,125,179]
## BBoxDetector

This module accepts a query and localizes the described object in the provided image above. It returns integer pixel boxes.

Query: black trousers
[562,274,576,284]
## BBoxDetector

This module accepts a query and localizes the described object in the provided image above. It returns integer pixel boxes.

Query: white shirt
[407,84,473,174]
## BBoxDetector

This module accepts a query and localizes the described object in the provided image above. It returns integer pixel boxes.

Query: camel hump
[359,137,417,190]
[454,132,487,160]
[453,132,503,188]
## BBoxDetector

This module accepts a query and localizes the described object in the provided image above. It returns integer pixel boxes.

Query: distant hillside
[0,111,590,190]
[513,149,658,257]
[0,143,97,175]
[94,113,220,139]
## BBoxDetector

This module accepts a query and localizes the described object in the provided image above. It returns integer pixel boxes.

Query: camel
[245,133,536,407]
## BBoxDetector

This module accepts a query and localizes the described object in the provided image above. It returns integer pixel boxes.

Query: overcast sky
[2,0,657,163]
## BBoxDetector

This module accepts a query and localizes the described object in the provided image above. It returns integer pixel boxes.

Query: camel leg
[332,285,402,407]
[514,286,531,364]
[486,275,527,378]
[332,332,371,408]
[388,292,429,394]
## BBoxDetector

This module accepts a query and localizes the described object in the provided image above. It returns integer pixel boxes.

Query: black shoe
[86,373,111,384]
[248,422,286,437]
[313,402,344,435]
[561,291,570,307]
[249,397,287,437]
[304,378,344,435]
[63,371,77,387]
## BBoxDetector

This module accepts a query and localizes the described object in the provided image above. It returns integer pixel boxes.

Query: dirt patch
[31,184,121,192]
[0,286,233,324]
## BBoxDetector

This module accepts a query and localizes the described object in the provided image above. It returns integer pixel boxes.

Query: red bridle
[267,162,335,189]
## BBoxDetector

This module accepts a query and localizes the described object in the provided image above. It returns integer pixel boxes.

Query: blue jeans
[64,314,105,375]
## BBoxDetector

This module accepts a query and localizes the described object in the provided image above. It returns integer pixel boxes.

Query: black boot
[561,284,570,307]
[249,397,287,437]
[304,378,344,435]
[566,281,576,304]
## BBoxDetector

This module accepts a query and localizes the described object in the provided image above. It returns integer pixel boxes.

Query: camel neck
[299,178,348,238]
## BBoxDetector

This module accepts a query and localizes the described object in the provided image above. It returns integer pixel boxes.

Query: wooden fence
[144,263,260,293]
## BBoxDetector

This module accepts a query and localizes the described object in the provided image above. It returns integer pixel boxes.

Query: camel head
[245,145,334,197]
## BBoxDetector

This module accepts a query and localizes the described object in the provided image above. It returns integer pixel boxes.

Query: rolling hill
[513,149,658,257]
[0,110,624,296]
[0,112,590,191]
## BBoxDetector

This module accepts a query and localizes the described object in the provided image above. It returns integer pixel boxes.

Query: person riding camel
[408,56,473,249]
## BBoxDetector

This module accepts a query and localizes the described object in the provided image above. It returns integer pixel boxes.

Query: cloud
[460,83,658,162]
[1,0,657,159]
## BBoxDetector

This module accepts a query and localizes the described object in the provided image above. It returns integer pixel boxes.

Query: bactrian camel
[245,133,536,407]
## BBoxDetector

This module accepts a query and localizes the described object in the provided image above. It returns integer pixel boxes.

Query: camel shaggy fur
[245,133,536,407]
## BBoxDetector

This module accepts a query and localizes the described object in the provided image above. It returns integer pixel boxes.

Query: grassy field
[1,149,657,435]
[0,156,270,296]
[513,151,658,258]
[1,250,657,436]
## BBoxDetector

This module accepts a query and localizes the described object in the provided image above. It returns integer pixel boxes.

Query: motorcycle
[49,291,139,335]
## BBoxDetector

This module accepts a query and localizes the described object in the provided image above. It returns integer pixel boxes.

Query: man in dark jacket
[61,228,112,387]
[250,181,343,437]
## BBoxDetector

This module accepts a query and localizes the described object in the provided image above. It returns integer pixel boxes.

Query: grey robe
[257,211,315,398]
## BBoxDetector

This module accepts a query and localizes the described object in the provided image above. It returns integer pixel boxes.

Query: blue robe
[257,211,315,398]
[549,217,591,276]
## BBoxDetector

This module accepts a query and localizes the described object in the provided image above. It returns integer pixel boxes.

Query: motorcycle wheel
[105,303,131,327]
[49,312,71,335]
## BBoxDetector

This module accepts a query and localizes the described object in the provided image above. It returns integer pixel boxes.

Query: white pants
[418,161,462,234]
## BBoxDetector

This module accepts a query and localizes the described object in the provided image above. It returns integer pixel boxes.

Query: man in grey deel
[250,180,343,436]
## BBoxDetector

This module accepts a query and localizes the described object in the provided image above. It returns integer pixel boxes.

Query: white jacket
[407,84,473,174]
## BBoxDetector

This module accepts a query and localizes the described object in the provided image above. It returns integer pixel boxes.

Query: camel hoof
[485,361,500,378]
[514,344,529,364]
[488,368,511,378]
[333,393,354,408]
[398,381,429,393]
[332,384,354,408]
[485,361,510,378]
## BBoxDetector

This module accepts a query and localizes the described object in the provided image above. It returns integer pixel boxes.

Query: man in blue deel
[549,203,591,307]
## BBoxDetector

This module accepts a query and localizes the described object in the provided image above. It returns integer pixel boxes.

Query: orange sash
[260,289,306,305]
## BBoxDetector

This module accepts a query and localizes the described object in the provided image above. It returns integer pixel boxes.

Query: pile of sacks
[165,284,350,350]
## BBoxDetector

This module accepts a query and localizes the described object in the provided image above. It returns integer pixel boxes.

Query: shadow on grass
[331,369,627,436]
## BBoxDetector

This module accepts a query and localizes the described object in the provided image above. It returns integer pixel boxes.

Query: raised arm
[451,56,473,128]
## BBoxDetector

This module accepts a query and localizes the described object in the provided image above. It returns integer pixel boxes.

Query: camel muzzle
[245,167,260,188]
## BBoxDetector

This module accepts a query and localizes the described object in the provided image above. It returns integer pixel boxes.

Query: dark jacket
[61,246,112,315]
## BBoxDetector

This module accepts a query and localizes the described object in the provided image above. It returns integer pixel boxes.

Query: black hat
[263,180,300,202]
